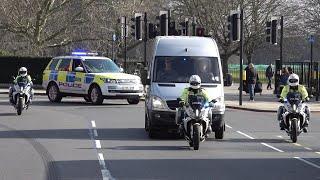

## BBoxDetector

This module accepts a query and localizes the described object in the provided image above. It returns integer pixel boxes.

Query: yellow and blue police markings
[49,70,58,81]
[85,74,95,84]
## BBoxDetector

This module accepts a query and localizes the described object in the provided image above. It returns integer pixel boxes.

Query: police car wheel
[89,85,103,105]
[127,97,140,104]
[47,83,62,102]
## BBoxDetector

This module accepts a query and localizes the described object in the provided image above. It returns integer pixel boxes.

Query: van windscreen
[154,56,221,83]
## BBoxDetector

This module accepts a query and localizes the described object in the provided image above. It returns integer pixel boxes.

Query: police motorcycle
[279,92,309,143]
[10,78,32,115]
[176,95,215,150]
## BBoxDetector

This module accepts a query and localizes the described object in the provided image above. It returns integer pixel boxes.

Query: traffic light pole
[124,16,127,72]
[280,16,283,69]
[144,12,148,67]
[274,16,283,95]
[239,9,244,106]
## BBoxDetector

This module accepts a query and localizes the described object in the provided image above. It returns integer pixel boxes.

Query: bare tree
[0,0,95,55]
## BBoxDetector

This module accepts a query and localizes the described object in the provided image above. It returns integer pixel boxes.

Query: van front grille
[166,100,180,110]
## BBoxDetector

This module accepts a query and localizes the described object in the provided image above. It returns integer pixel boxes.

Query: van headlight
[152,96,166,110]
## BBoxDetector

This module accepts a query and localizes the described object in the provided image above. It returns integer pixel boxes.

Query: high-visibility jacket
[280,85,308,100]
[180,87,211,103]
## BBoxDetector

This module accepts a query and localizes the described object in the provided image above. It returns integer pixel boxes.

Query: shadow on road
[50,158,320,180]
[0,128,178,141]
[0,112,17,116]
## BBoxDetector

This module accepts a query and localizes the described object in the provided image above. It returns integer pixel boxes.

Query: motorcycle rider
[179,75,213,133]
[277,73,310,132]
[9,67,34,104]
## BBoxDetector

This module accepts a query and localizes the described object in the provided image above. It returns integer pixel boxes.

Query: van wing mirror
[141,69,150,85]
[75,67,84,72]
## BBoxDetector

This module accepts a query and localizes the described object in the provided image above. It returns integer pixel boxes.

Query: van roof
[155,36,220,57]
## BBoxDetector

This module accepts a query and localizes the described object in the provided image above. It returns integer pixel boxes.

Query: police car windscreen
[154,56,220,83]
[83,59,121,73]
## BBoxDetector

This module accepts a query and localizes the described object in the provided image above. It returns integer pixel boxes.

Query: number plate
[122,86,134,90]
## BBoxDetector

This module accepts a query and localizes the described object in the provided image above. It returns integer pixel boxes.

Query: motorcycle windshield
[188,95,206,110]
[17,81,28,87]
[286,92,302,106]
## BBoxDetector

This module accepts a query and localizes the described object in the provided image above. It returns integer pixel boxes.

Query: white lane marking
[98,153,106,167]
[225,124,232,129]
[315,152,320,155]
[236,131,255,139]
[95,140,102,149]
[101,169,114,180]
[294,157,320,169]
[98,153,114,180]
[293,143,302,147]
[93,129,98,137]
[261,143,284,153]
[91,120,97,128]
[277,135,283,138]
[304,147,312,151]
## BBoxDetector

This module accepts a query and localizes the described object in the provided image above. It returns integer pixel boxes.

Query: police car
[42,52,144,105]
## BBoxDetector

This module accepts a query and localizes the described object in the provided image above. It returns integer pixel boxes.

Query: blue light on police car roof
[72,52,88,56]
[71,51,99,56]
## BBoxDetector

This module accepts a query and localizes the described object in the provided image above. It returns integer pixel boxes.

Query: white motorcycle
[279,92,309,143]
[176,95,214,150]
[10,80,32,115]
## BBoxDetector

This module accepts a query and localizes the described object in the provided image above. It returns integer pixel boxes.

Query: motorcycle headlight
[151,96,166,110]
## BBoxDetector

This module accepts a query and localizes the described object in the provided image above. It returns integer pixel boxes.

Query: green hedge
[0,56,52,85]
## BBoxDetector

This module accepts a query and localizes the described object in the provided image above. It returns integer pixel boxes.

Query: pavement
[1,83,320,112]
[224,83,320,112]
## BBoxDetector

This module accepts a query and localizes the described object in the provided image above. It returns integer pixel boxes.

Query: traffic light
[227,11,240,42]
[271,19,278,45]
[130,13,143,40]
[159,11,168,36]
[266,18,278,45]
[266,20,271,43]
[148,23,157,39]
[196,27,205,37]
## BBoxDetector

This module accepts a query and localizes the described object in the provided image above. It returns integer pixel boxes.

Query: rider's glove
[278,99,284,103]
[304,97,310,102]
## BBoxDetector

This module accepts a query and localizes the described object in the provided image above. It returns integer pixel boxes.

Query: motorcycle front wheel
[290,119,298,143]
[193,124,201,150]
[17,97,24,115]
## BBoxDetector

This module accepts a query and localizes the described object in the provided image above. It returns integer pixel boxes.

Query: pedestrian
[287,66,293,74]
[246,63,258,101]
[278,67,290,96]
[265,63,274,90]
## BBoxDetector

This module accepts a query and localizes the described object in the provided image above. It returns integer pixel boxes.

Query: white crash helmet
[288,73,299,87]
[18,67,28,77]
[189,75,201,89]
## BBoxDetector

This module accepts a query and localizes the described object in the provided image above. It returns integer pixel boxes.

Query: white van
[142,36,225,138]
